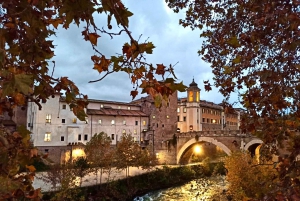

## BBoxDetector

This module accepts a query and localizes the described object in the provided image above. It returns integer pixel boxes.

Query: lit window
[134,137,137,142]
[111,120,115,125]
[44,132,51,141]
[123,120,126,125]
[134,129,137,134]
[84,134,88,141]
[62,104,66,109]
[100,104,103,108]
[118,106,121,109]
[128,106,131,110]
[183,108,187,113]
[189,91,193,102]
[78,134,81,141]
[166,115,170,119]
[122,129,126,134]
[142,120,146,126]
[152,115,155,119]
[72,118,77,123]
[98,119,102,124]
[46,114,51,123]
[177,108,180,112]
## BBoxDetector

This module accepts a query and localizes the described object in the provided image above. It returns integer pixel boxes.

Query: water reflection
[133,176,228,201]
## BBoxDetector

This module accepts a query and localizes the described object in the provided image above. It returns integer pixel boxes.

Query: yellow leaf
[26,165,36,172]
[89,33,100,45]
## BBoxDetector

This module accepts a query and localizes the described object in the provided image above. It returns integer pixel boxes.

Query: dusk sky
[50,0,239,105]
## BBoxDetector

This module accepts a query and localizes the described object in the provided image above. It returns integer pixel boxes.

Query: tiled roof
[87,109,148,117]
[59,97,140,107]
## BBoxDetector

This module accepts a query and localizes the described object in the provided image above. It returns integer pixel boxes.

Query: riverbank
[42,162,226,201]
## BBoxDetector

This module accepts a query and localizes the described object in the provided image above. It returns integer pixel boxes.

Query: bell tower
[186,78,201,131]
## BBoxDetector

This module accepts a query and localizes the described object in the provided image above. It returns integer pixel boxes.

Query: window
[61,136,64,141]
[78,134,81,141]
[100,104,103,108]
[62,104,66,109]
[166,115,169,119]
[142,120,146,126]
[111,120,115,125]
[202,109,205,113]
[123,120,126,125]
[98,119,102,124]
[152,115,156,119]
[46,114,51,123]
[177,108,180,112]
[183,116,186,121]
[207,118,210,123]
[134,129,137,134]
[162,124,164,127]
[183,108,187,113]
[202,118,205,122]
[84,134,88,141]
[118,106,121,109]
[44,132,51,141]
[177,116,180,121]
[128,106,131,110]
[122,129,126,134]
[72,118,77,123]
[135,121,138,125]
[111,134,115,140]
[62,119,65,123]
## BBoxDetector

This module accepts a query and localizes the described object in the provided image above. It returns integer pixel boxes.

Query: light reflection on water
[133,176,228,201]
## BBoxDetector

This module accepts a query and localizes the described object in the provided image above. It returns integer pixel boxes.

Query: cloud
[48,0,238,105]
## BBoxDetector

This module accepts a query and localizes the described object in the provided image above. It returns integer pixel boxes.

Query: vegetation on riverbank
[42,162,225,201]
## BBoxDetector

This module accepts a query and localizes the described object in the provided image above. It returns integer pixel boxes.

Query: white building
[27,94,148,163]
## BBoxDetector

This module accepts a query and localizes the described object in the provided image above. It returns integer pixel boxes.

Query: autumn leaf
[89,33,100,45]
[156,64,165,75]
[130,90,138,99]
[26,165,36,172]
[4,22,15,28]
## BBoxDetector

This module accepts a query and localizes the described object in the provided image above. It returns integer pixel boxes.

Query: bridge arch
[177,137,231,164]
[244,139,263,151]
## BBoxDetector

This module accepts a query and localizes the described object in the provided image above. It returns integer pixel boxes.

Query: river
[133,176,229,201]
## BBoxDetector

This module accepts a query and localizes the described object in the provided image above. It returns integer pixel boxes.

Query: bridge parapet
[178,130,250,138]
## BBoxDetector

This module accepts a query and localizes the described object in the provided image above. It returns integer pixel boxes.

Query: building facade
[177,79,242,133]
[27,94,149,163]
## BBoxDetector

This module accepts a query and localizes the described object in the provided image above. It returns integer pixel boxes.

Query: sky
[51,0,237,104]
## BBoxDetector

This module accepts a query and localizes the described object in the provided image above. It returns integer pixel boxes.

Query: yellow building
[177,79,241,133]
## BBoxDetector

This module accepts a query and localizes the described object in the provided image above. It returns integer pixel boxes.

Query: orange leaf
[26,165,36,172]
[156,64,165,75]
[89,33,100,45]
[130,90,138,100]
[4,22,15,29]
[51,19,63,29]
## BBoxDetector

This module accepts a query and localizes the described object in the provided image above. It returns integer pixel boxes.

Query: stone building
[131,91,178,164]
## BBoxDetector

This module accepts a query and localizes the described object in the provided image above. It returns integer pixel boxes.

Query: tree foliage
[85,132,114,185]
[0,125,41,200]
[115,133,157,177]
[0,0,186,122]
[167,0,300,199]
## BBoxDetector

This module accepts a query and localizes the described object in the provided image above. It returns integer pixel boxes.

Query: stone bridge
[175,130,262,164]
